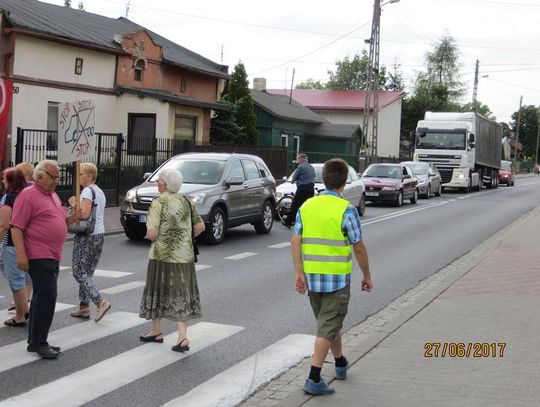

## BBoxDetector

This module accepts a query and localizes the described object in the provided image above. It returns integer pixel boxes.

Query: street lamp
[360,0,400,168]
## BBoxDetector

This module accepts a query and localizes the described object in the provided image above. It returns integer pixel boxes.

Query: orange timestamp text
[424,342,506,358]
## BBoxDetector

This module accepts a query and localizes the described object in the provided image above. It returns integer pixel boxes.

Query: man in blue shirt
[281,153,315,228]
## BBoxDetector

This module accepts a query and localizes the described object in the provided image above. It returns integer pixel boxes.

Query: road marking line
[0,322,244,407]
[0,311,146,373]
[100,281,145,294]
[195,264,211,271]
[224,252,258,260]
[61,267,133,278]
[269,242,291,249]
[363,202,448,226]
[0,303,74,330]
[163,334,315,407]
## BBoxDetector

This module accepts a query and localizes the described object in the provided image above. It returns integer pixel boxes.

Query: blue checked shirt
[293,189,363,293]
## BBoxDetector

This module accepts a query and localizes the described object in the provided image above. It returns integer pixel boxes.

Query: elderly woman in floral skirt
[139,167,205,352]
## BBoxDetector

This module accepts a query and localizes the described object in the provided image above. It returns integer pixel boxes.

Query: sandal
[4,317,26,327]
[140,333,164,343]
[171,338,190,353]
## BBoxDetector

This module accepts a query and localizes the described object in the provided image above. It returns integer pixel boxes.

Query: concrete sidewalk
[244,201,540,406]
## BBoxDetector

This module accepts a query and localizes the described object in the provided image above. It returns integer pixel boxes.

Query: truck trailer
[413,112,502,192]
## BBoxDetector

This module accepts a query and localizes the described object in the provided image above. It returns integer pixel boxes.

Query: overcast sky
[42,0,540,123]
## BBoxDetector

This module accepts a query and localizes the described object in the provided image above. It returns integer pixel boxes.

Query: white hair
[158,168,183,193]
[34,159,59,181]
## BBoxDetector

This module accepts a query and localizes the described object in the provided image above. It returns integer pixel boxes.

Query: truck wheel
[394,191,403,207]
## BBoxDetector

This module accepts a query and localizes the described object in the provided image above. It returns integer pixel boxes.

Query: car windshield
[149,159,226,185]
[500,161,512,171]
[288,166,324,183]
[408,163,428,175]
[416,131,466,150]
[363,165,401,179]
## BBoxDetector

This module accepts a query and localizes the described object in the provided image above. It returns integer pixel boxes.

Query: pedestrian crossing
[0,302,74,330]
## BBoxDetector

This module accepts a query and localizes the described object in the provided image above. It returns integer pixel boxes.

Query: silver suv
[120,153,277,244]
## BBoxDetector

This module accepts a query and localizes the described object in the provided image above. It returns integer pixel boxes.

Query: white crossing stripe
[195,264,211,271]
[163,334,315,407]
[0,303,74,330]
[100,281,145,294]
[268,242,291,249]
[61,267,133,278]
[0,322,243,407]
[0,311,145,373]
[224,252,258,260]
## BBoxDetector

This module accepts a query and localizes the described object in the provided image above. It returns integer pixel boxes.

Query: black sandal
[4,317,26,327]
[139,333,164,343]
[171,338,190,352]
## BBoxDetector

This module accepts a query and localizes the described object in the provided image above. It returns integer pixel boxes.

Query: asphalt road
[1,176,540,406]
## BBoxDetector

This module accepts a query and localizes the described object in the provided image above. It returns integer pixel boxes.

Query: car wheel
[124,227,146,240]
[394,191,403,207]
[410,189,418,204]
[254,200,274,234]
[202,206,227,244]
[435,183,442,196]
[357,193,366,216]
[425,184,431,199]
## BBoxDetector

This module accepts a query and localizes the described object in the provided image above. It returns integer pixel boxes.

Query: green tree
[460,101,495,119]
[511,105,540,159]
[385,58,405,91]
[326,50,387,90]
[78,1,85,10]
[210,101,244,144]
[296,79,326,89]
[215,62,258,144]
[64,0,71,7]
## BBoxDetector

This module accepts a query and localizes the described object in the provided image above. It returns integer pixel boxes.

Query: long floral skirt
[139,260,201,322]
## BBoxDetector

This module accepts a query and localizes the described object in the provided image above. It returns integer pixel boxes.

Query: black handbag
[184,196,199,263]
[68,187,97,235]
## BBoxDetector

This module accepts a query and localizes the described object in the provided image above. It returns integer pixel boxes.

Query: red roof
[266,89,405,111]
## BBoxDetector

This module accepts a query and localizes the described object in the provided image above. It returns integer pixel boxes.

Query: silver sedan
[400,161,442,198]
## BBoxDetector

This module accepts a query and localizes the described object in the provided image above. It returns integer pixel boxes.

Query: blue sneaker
[303,378,335,395]
[335,360,349,380]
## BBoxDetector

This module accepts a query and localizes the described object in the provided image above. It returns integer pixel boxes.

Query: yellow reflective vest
[300,194,352,275]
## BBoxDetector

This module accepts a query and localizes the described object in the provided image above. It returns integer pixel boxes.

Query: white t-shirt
[80,184,106,235]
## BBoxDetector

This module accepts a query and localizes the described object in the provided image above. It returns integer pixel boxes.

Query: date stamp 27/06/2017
[424,342,506,358]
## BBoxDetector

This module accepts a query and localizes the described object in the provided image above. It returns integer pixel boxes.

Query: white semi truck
[413,112,502,192]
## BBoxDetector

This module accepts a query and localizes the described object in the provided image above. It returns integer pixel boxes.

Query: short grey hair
[34,159,59,181]
[158,168,183,193]
[297,153,308,161]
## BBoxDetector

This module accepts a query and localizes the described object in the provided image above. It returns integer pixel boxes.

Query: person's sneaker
[70,307,90,319]
[335,360,349,380]
[303,378,335,395]
[95,300,111,322]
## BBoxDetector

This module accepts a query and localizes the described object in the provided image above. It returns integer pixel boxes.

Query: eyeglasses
[43,169,62,182]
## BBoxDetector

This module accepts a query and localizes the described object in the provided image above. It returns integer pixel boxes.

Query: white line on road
[363,202,448,226]
[163,334,315,407]
[100,281,145,294]
[0,322,244,407]
[61,267,133,278]
[224,252,258,260]
[268,242,291,249]
[0,311,146,373]
[0,303,74,330]
[195,264,211,271]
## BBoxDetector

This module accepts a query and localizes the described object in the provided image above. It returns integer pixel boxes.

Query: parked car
[120,153,277,244]
[498,160,515,186]
[400,161,442,198]
[361,163,418,207]
[276,163,366,216]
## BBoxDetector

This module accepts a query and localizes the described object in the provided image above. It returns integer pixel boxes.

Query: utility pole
[361,0,381,166]
[125,1,130,18]
[472,59,479,112]
[515,95,523,160]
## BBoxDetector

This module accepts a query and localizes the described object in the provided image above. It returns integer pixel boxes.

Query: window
[46,102,59,156]
[226,160,245,181]
[180,78,187,93]
[293,135,300,155]
[281,134,288,147]
[134,59,145,81]
[127,113,156,154]
[174,115,196,143]
[74,58,83,75]
[242,160,260,180]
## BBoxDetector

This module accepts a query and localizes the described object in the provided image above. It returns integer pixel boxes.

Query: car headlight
[382,186,396,191]
[188,192,207,204]
[458,173,465,179]
[125,189,137,203]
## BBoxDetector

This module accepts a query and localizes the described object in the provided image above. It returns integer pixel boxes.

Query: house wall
[311,101,402,158]
[13,36,115,88]
[167,105,206,144]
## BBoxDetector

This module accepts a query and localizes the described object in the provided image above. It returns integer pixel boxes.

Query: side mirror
[143,172,152,181]
[225,175,244,186]
[402,174,411,179]
[469,133,475,143]
[469,142,475,149]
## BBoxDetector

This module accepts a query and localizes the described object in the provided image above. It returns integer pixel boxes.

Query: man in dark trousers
[281,153,315,228]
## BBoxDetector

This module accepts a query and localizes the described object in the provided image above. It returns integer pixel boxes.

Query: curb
[273,204,540,407]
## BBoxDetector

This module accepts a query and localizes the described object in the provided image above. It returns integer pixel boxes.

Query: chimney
[253,78,266,92]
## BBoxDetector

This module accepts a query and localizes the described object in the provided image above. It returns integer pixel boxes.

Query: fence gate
[14,128,123,206]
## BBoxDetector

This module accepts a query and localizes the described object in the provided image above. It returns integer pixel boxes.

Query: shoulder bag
[68,186,97,235]
[183,195,199,263]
